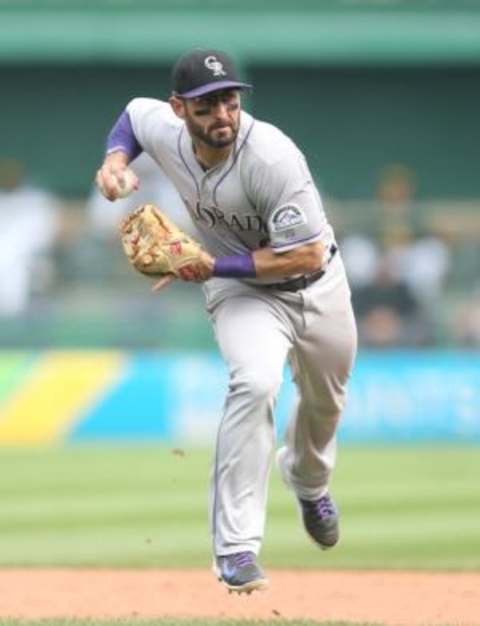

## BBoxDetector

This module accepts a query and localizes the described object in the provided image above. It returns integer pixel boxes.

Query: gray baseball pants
[205,260,357,557]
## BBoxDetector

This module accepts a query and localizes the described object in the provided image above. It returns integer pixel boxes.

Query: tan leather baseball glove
[120,204,204,277]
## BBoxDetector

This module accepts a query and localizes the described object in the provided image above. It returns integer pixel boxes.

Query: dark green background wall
[250,65,480,199]
[0,64,170,197]
[1,63,479,199]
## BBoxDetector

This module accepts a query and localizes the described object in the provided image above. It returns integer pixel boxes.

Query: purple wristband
[106,110,143,161]
[213,254,256,278]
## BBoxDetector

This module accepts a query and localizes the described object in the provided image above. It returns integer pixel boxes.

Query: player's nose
[212,101,229,120]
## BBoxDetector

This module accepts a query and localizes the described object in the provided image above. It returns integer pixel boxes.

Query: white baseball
[115,168,137,198]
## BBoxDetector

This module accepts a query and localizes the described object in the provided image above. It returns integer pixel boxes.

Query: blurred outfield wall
[0,350,479,446]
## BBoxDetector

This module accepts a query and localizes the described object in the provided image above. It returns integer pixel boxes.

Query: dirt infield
[0,569,479,625]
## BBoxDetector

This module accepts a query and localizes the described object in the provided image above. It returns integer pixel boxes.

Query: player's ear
[169,96,186,120]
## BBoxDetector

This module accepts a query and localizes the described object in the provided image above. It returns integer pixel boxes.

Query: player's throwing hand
[96,155,139,201]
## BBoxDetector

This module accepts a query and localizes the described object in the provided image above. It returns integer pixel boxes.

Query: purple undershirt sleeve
[106,110,143,161]
[213,254,257,278]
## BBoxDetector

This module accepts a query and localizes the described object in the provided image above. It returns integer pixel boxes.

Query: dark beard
[185,116,238,149]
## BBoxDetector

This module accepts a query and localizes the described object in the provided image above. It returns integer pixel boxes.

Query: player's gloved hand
[120,203,214,291]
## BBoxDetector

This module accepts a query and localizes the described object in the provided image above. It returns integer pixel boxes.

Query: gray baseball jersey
[123,96,356,558]
[126,98,338,286]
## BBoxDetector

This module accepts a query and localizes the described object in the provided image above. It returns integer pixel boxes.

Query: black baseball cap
[171,48,252,99]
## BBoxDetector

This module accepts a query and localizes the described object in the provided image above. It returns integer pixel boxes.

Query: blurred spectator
[375,163,451,302]
[341,163,419,294]
[351,255,428,347]
[340,234,379,289]
[387,234,451,306]
[452,287,480,347]
[376,163,418,249]
[342,162,451,346]
[0,158,59,316]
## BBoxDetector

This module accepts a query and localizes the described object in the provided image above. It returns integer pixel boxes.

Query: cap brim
[176,80,252,99]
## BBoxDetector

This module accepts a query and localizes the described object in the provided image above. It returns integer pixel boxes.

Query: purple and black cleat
[213,551,269,594]
[298,493,339,549]
[276,446,340,550]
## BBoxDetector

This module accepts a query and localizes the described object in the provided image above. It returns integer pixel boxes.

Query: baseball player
[96,48,357,594]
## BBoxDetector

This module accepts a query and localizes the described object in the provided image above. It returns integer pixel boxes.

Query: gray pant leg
[209,294,292,556]
[283,276,358,500]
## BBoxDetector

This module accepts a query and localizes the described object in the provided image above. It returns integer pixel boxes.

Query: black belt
[265,244,337,292]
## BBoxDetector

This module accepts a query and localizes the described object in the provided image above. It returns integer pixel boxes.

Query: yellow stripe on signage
[0,351,123,444]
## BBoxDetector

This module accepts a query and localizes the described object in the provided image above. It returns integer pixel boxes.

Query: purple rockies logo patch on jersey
[270,204,307,232]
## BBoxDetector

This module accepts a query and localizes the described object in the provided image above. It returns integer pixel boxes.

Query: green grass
[0,445,479,570]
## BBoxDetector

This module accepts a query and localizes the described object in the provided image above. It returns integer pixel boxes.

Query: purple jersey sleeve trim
[271,231,323,252]
[106,110,143,161]
[213,254,256,278]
